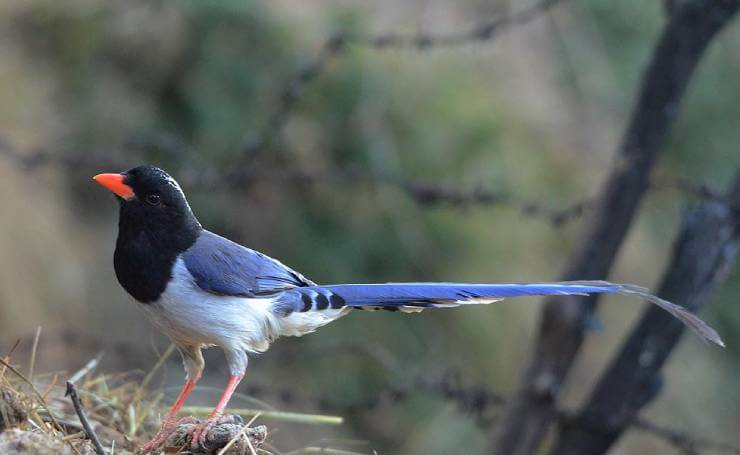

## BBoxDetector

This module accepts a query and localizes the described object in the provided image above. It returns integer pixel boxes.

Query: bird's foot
[137,416,198,454]
[189,414,241,450]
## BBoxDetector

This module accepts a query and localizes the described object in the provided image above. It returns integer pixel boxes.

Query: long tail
[272,281,723,346]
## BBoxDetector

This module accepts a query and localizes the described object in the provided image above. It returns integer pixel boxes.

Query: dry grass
[0,339,353,455]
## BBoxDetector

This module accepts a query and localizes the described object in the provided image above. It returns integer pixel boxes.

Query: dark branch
[552,172,740,454]
[65,381,106,455]
[492,1,740,453]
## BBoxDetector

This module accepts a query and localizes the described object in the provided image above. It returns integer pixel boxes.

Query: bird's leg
[138,346,203,455]
[137,376,200,454]
[190,374,244,449]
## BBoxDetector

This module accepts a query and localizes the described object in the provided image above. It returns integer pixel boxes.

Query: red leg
[168,377,199,419]
[209,374,243,418]
[138,377,200,454]
[190,374,244,448]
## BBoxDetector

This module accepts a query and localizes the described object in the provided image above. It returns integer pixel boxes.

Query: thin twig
[0,338,21,380]
[287,448,367,455]
[218,412,262,455]
[66,381,107,455]
[28,326,42,381]
[68,353,103,385]
[181,406,343,426]
[0,357,64,432]
[41,373,60,402]
[242,419,260,455]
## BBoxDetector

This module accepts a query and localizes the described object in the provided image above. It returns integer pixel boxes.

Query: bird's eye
[145,194,161,205]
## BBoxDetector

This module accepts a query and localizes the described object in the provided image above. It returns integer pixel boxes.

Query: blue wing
[181,230,314,297]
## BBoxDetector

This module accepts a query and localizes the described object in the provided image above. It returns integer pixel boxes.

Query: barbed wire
[1,1,738,452]
[351,0,563,49]
[394,372,740,454]
[0,136,735,229]
[285,345,740,454]
[0,137,54,171]
[0,0,582,228]
[309,363,740,455]
[241,34,347,161]
[244,0,565,161]
[0,136,591,227]
[399,178,589,226]
[633,418,740,455]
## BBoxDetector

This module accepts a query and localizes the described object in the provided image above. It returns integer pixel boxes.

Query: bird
[93,165,723,453]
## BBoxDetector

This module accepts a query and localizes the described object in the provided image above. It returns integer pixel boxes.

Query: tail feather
[614,284,724,347]
[272,281,723,346]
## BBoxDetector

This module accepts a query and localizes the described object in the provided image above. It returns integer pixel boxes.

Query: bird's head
[94,165,201,238]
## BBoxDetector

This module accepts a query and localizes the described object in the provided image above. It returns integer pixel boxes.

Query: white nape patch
[164,175,185,198]
[151,168,186,197]
[142,259,281,360]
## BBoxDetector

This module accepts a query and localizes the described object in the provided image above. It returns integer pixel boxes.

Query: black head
[94,165,202,302]
[95,165,200,235]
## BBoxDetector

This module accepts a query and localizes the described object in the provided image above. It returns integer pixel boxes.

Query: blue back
[182,230,314,297]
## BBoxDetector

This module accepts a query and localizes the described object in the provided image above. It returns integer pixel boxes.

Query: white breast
[141,258,352,356]
[142,258,281,353]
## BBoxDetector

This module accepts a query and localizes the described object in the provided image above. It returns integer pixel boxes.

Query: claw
[138,432,168,455]
[190,419,213,449]
[189,415,237,450]
[137,416,198,454]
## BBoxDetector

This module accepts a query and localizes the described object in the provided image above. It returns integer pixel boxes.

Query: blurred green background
[0,0,739,453]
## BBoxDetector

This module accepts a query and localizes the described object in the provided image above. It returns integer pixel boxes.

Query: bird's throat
[114,211,200,303]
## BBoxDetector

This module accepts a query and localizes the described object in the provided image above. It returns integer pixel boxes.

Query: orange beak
[93,173,135,200]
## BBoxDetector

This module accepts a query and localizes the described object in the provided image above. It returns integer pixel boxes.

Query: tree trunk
[492,1,740,453]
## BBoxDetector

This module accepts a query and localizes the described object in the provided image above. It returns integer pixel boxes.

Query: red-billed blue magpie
[94,165,723,453]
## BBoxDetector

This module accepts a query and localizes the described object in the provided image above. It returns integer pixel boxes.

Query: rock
[0,387,27,431]
[162,416,268,455]
[0,428,100,454]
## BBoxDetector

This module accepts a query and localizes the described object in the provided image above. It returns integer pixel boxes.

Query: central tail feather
[272,281,723,347]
